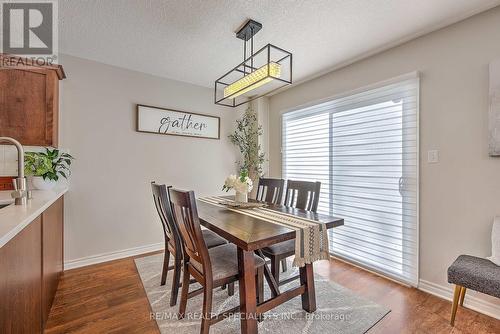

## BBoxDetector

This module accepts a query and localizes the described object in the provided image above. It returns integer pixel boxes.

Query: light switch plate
[427,150,439,163]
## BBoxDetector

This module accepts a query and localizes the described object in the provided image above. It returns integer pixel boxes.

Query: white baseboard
[64,242,164,270]
[418,279,500,320]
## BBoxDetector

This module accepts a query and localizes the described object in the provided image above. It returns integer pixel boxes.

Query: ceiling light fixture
[215,19,292,107]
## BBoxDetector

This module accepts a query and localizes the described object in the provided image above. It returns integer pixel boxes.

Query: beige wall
[269,7,500,312]
[59,54,241,264]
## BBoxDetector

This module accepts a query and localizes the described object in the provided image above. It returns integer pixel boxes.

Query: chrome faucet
[0,137,27,205]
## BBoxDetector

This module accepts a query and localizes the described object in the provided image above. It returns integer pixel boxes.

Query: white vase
[235,191,248,203]
[32,176,57,190]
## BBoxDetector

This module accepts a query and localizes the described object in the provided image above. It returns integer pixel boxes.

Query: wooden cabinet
[0,55,65,147]
[0,196,64,333]
[0,177,15,190]
[0,216,43,334]
[42,197,64,327]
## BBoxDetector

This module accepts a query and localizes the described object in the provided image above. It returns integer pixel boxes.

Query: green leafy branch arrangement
[24,148,75,181]
[228,107,265,176]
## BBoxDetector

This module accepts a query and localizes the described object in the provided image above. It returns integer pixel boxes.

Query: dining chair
[261,179,321,285]
[283,179,321,212]
[254,177,288,273]
[255,177,285,205]
[151,182,227,306]
[169,188,265,334]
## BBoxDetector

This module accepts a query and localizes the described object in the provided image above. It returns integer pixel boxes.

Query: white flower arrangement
[222,170,253,194]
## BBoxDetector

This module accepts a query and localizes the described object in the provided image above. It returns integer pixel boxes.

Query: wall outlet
[427,150,439,163]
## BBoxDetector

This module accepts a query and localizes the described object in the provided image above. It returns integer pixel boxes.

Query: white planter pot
[32,176,57,190]
[235,191,248,203]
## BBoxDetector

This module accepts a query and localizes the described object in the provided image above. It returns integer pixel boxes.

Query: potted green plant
[24,148,74,190]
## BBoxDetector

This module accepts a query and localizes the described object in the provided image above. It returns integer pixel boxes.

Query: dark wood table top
[196,198,344,251]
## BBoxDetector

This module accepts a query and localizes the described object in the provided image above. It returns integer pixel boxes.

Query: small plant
[24,148,74,181]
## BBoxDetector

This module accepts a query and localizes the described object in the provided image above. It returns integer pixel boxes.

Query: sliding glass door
[282,76,419,285]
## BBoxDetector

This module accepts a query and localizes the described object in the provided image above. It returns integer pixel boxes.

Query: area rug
[135,254,390,333]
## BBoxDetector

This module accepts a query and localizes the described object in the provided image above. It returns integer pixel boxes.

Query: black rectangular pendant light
[214,19,292,107]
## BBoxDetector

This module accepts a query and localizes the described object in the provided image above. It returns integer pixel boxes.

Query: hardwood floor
[315,259,500,334]
[45,253,500,334]
[44,255,159,333]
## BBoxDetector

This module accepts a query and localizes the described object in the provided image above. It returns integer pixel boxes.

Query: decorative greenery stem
[228,107,265,177]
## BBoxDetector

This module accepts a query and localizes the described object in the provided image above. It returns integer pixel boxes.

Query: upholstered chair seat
[192,243,265,281]
[262,239,294,256]
[201,230,227,249]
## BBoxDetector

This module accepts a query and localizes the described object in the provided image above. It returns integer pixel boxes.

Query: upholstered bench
[447,255,500,325]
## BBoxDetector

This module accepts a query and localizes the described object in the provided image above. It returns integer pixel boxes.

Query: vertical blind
[282,76,419,286]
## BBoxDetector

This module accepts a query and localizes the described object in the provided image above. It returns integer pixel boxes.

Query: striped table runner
[199,196,330,267]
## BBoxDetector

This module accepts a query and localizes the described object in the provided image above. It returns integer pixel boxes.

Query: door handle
[398,177,404,196]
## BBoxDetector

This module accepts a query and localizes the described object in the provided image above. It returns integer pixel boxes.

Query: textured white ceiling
[59,0,500,88]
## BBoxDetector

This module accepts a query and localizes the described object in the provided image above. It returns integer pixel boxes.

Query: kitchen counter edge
[0,187,68,248]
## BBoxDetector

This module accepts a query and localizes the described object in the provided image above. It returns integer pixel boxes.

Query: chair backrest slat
[256,178,285,205]
[169,189,211,276]
[284,180,321,213]
[151,182,181,252]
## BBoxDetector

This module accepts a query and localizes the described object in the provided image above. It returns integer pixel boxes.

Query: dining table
[196,197,344,334]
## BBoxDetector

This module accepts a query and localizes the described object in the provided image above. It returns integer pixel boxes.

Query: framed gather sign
[136,104,220,140]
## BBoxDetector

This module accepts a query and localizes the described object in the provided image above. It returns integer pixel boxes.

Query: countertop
[0,187,68,248]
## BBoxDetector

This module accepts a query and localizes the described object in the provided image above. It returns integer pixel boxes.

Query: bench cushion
[447,255,500,298]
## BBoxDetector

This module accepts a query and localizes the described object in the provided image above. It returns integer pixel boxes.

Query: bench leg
[459,287,466,306]
[450,285,462,326]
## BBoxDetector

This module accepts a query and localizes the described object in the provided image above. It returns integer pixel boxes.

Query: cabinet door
[0,69,59,146]
[0,217,43,334]
[42,196,64,326]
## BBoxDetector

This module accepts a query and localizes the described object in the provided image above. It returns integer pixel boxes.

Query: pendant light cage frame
[215,43,292,107]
